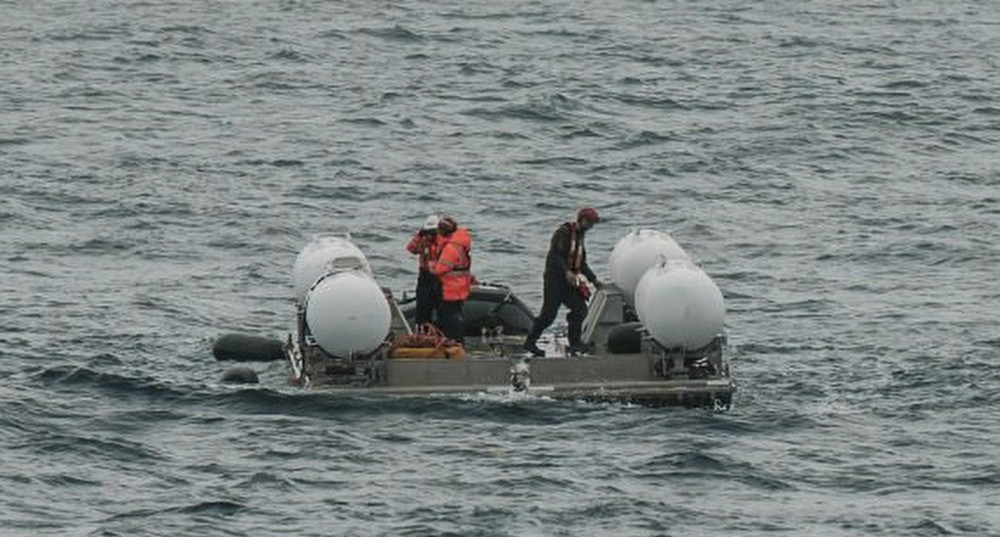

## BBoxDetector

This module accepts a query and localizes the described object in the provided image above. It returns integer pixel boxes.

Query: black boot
[522,339,545,357]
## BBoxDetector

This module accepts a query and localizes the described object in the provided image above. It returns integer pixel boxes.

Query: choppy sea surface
[2,1,998,535]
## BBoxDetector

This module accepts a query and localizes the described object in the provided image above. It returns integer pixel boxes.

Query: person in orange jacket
[406,215,442,326]
[430,216,472,344]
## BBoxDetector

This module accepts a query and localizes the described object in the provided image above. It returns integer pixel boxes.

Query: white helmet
[421,214,439,231]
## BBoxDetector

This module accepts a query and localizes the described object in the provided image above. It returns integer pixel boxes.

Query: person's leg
[439,301,465,344]
[414,270,435,325]
[428,274,441,323]
[523,276,565,355]
[564,289,589,352]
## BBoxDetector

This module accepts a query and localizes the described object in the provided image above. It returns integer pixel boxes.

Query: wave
[104,500,246,522]
[34,363,190,402]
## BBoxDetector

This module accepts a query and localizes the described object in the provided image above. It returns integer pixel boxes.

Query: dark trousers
[525,273,588,347]
[438,301,465,344]
[414,269,441,325]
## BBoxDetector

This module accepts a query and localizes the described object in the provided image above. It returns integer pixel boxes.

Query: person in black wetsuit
[522,207,603,357]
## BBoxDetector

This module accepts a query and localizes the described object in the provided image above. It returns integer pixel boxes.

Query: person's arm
[407,232,430,255]
[431,242,456,277]
[580,251,598,284]
[548,225,571,277]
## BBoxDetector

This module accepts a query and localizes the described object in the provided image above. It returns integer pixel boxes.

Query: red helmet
[438,216,458,234]
[577,207,600,223]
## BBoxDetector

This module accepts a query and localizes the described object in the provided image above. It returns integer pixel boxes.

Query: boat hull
[288,342,735,408]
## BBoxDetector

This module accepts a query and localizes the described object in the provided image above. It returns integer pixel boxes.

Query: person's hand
[593,279,604,290]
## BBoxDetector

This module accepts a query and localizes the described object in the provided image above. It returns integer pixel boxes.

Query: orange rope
[390,323,460,350]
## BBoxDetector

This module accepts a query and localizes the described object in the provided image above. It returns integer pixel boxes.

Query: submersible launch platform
[282,232,735,408]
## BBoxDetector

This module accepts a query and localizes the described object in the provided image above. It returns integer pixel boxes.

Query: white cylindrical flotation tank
[292,234,373,303]
[304,270,391,358]
[634,259,725,351]
[609,229,691,307]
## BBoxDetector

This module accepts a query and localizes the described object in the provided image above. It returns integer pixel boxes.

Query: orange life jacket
[431,228,472,302]
[568,222,583,274]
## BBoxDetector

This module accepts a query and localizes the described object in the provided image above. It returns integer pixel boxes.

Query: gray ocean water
[2,0,999,535]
